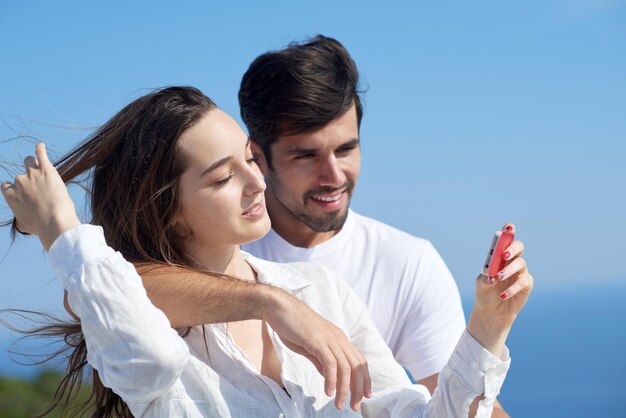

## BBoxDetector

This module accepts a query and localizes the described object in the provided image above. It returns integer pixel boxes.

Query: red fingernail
[503,251,511,260]
[500,292,507,300]
[505,225,513,232]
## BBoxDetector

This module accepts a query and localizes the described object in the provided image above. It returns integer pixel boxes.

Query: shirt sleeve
[48,224,190,404]
[393,241,467,381]
[362,330,510,418]
[330,267,510,418]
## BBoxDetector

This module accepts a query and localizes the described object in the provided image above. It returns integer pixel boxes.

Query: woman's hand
[468,223,534,357]
[1,143,80,250]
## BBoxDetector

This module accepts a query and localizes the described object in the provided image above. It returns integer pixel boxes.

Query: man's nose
[319,155,346,187]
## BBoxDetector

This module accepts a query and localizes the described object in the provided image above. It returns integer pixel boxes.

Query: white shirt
[243,209,467,381]
[50,225,510,418]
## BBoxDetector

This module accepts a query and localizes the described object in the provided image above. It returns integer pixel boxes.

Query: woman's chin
[242,218,272,244]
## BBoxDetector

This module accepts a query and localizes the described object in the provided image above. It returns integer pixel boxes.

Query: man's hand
[261,289,371,411]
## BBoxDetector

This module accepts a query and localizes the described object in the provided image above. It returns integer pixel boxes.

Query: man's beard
[267,175,354,233]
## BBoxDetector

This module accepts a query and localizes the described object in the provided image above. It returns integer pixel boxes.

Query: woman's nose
[244,163,266,195]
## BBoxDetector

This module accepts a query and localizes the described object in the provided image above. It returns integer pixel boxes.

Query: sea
[1,283,625,417]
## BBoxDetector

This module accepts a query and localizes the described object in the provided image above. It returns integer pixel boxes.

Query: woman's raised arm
[2,143,190,405]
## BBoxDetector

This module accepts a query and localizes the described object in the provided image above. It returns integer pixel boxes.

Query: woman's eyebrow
[200,138,251,177]
[200,156,232,177]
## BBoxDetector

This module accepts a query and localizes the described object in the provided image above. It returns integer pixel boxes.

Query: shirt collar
[241,251,311,293]
[261,209,356,260]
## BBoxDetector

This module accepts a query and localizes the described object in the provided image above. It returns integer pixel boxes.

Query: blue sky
[1,0,625,374]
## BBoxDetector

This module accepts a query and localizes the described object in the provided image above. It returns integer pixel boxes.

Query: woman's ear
[171,209,192,238]
[250,141,268,175]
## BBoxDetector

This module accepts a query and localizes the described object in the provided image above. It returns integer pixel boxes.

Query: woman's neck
[187,244,256,282]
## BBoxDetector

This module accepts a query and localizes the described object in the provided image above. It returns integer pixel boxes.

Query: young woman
[1,86,533,417]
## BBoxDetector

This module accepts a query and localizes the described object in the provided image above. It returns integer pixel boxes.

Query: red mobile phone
[482,230,515,277]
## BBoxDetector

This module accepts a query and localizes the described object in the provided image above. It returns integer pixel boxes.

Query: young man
[237,35,467,387]
[139,36,508,415]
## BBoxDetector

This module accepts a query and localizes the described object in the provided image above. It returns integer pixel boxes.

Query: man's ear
[250,140,269,175]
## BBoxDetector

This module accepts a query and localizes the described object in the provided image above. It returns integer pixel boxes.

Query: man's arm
[63,264,274,325]
[136,263,371,412]
[135,263,276,327]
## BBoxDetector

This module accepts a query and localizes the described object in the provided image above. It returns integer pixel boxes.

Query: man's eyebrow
[336,138,360,149]
[286,146,319,156]
[286,138,360,155]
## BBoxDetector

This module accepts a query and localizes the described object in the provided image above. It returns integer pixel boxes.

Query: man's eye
[337,145,356,154]
[294,153,315,160]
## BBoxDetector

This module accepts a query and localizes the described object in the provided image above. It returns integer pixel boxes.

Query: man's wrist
[258,284,293,324]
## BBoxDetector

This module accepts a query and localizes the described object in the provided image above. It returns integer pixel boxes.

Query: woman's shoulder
[242,251,343,291]
[241,251,356,324]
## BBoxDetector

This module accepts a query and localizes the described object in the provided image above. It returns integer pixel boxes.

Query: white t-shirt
[243,209,467,381]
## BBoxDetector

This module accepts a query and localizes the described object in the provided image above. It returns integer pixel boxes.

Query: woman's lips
[242,200,266,218]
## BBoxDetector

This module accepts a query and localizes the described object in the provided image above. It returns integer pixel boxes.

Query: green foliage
[0,370,92,417]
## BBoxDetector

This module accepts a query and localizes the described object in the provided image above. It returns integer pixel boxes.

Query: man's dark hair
[238,35,363,166]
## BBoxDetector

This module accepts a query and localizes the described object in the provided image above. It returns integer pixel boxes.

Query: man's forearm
[136,263,373,410]
[136,263,283,328]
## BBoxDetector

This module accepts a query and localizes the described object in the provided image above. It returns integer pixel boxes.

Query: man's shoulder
[349,211,434,256]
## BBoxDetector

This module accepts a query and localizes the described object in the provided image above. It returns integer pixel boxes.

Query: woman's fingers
[500,272,534,301]
[1,181,13,195]
[23,155,38,171]
[501,223,515,234]
[476,272,496,288]
[21,144,49,174]
[496,257,527,281]
[35,142,50,167]
[503,240,525,262]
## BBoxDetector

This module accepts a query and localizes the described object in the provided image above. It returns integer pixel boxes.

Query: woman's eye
[246,157,258,165]
[215,174,233,185]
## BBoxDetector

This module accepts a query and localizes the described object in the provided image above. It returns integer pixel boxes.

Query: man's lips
[310,190,344,203]
[307,189,348,211]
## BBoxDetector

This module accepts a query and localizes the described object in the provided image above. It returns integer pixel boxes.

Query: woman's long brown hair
[4,86,217,417]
